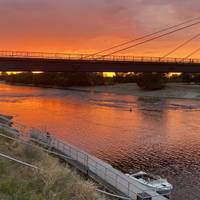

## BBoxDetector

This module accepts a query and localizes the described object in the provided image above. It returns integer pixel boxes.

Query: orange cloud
[0,1,200,58]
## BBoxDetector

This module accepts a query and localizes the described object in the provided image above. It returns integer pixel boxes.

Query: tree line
[0,72,200,90]
[0,72,105,87]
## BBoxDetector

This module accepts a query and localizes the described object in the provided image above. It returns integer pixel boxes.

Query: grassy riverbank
[0,129,104,200]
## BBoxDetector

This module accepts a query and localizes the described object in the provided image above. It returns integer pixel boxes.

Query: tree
[180,73,193,83]
[2,72,105,87]
[193,73,200,83]
[136,73,166,90]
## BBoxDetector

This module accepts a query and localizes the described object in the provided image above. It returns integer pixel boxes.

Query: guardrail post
[69,146,72,157]
[76,150,78,161]
[95,162,97,173]
[85,155,88,167]
[62,143,65,152]
[115,174,118,188]
[85,155,89,175]
[128,182,130,196]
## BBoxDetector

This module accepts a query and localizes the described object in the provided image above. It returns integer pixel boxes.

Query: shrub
[136,73,166,90]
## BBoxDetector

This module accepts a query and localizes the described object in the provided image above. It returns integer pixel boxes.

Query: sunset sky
[1,0,200,57]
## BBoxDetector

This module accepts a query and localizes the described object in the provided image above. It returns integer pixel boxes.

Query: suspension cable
[98,21,200,58]
[162,33,200,58]
[184,47,200,59]
[85,16,200,58]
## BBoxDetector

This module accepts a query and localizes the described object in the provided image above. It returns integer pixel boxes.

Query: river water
[0,82,200,200]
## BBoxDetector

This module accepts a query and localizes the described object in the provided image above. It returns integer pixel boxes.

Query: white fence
[26,129,168,200]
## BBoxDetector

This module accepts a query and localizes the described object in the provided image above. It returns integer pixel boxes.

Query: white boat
[126,171,173,196]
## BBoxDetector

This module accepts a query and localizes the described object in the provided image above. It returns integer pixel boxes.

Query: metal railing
[25,128,169,200]
[2,122,169,200]
[0,50,199,65]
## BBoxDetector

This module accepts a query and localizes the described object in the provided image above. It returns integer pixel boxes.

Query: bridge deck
[0,50,200,72]
[0,50,200,63]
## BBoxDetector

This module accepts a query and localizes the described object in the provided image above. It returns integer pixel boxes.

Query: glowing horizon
[0,1,200,59]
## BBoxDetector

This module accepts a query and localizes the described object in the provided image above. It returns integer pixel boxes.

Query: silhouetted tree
[3,72,105,87]
[180,73,193,83]
[193,73,200,83]
[136,73,166,90]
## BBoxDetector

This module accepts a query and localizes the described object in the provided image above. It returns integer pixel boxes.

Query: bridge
[1,17,200,73]
[0,50,200,72]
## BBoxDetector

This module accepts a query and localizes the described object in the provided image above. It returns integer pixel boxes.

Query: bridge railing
[0,50,199,64]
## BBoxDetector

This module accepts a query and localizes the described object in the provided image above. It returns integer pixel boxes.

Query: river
[0,82,200,200]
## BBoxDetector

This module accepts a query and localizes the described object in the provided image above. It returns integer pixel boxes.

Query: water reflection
[0,82,200,200]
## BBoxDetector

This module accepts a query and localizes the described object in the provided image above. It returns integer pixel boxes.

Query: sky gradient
[1,0,200,57]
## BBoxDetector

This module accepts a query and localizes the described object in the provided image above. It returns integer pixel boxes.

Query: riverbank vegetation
[0,72,105,87]
[136,73,166,90]
[0,128,104,200]
[0,72,200,91]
